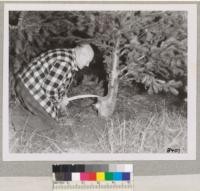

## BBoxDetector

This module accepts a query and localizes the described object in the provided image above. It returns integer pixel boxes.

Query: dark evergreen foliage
[9,11,187,99]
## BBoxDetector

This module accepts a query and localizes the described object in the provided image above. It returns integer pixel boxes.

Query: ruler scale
[53,182,133,191]
[52,164,134,191]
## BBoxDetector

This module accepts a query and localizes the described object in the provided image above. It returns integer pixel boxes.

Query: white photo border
[3,3,197,161]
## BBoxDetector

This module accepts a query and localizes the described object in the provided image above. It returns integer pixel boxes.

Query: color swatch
[53,164,133,181]
[54,171,131,181]
[53,164,134,191]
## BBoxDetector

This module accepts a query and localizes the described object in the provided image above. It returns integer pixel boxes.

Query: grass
[9,92,187,154]
[80,106,186,153]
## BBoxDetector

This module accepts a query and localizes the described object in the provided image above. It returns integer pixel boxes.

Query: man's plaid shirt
[18,48,78,120]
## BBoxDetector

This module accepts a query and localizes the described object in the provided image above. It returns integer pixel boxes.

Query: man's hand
[58,96,70,114]
[60,96,70,107]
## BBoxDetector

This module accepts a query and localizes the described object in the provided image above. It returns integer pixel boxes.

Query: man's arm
[42,60,74,119]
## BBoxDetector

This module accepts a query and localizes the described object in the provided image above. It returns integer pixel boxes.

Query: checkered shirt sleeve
[18,48,78,120]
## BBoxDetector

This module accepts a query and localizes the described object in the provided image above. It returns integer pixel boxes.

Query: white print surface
[3,3,197,161]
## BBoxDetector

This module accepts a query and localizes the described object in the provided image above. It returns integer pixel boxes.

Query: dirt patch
[9,85,187,153]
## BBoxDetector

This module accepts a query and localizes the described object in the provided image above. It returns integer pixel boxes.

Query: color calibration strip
[52,164,133,181]
[54,171,131,181]
[52,164,133,191]
[53,164,133,173]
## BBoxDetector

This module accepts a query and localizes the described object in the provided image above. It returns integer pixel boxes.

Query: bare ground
[9,84,187,153]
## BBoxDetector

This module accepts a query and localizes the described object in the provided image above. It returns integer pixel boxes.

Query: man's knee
[15,80,36,115]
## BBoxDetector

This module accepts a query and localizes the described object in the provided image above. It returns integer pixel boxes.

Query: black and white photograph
[3,4,196,161]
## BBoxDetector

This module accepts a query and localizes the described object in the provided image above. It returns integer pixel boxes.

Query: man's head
[74,43,94,69]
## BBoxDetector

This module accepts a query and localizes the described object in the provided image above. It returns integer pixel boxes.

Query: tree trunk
[94,36,120,118]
